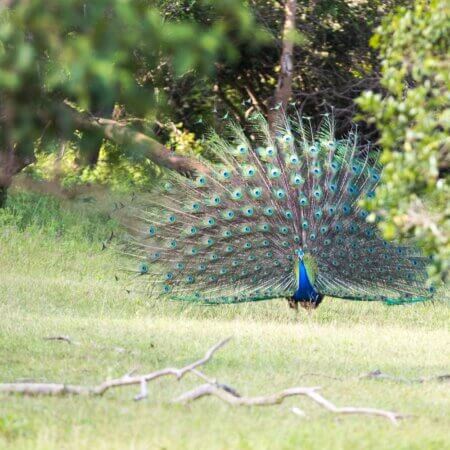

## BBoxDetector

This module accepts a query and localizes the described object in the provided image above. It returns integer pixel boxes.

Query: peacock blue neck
[292,259,319,301]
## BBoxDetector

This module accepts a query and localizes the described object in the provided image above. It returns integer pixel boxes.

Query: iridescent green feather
[121,113,439,306]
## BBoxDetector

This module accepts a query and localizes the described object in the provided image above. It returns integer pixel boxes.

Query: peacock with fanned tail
[123,113,437,309]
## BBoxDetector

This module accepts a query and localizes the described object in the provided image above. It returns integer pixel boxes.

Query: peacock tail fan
[121,112,438,307]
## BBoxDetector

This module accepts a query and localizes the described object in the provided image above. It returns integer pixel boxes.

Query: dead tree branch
[0,337,231,397]
[173,383,404,425]
[299,370,450,384]
[43,335,75,344]
[359,369,450,384]
[0,337,414,424]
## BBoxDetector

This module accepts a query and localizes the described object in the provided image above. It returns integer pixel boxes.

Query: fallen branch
[299,370,450,384]
[173,384,405,425]
[44,335,75,345]
[0,337,231,397]
[0,338,409,424]
[359,369,450,384]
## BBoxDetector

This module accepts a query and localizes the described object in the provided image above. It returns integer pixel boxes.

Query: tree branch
[0,337,413,425]
[76,114,210,177]
[173,384,405,425]
[0,337,231,397]
[40,103,211,177]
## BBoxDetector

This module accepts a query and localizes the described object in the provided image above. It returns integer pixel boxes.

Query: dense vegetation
[0,1,448,271]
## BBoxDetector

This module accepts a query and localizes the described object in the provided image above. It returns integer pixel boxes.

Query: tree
[156,1,406,139]
[357,0,450,281]
[0,0,266,205]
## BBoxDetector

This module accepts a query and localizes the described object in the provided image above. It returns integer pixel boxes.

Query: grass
[0,191,449,450]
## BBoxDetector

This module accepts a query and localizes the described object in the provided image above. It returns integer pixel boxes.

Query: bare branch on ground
[0,337,427,425]
[173,383,405,425]
[298,370,450,384]
[0,337,231,397]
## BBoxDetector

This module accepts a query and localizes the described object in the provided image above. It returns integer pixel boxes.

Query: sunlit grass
[0,192,449,449]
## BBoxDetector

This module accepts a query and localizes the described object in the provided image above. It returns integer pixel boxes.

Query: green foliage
[160,0,406,134]
[0,0,265,165]
[357,0,450,281]
[29,142,163,191]
[0,191,117,243]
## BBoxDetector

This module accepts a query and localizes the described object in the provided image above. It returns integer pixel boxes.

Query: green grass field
[0,192,449,450]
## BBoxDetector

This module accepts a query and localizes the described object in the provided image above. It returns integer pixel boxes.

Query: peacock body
[124,114,436,308]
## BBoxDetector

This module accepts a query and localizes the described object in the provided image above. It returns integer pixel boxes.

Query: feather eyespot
[299,197,308,206]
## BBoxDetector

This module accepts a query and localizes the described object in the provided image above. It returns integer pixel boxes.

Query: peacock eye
[237,144,248,154]
[197,176,207,186]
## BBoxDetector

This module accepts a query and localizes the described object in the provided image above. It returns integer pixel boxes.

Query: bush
[357,0,450,281]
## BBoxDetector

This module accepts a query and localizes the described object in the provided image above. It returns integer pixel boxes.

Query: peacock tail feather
[122,113,437,306]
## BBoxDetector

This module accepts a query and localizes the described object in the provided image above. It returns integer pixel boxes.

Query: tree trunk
[0,185,7,208]
[78,131,104,167]
[268,0,297,130]
[0,144,36,208]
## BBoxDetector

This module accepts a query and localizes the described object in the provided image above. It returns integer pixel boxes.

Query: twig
[173,384,405,425]
[304,390,405,425]
[298,372,344,381]
[299,370,450,384]
[43,335,74,344]
[134,378,148,402]
[0,338,231,397]
[359,370,450,384]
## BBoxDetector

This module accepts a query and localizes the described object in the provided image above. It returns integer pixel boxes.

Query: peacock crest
[123,113,436,308]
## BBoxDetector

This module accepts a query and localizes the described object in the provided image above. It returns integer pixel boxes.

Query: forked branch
[173,384,404,425]
[0,337,231,397]
[0,337,407,424]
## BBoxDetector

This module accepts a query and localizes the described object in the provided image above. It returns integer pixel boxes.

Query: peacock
[123,113,437,309]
